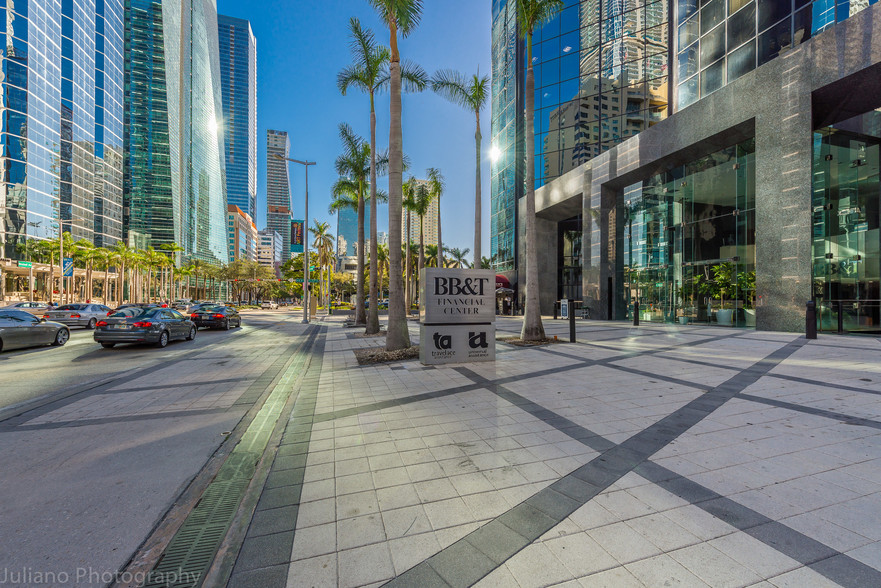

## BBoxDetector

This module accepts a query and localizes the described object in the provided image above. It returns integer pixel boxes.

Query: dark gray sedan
[43,304,112,329]
[0,310,70,351]
[94,307,197,348]
[190,305,241,330]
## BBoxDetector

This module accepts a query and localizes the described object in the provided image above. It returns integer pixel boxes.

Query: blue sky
[216,0,493,263]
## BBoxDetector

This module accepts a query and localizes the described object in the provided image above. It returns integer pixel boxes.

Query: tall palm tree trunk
[474,116,482,269]
[405,210,411,313]
[521,41,545,341]
[355,191,367,325]
[437,194,443,269]
[386,55,408,349]
[367,101,380,334]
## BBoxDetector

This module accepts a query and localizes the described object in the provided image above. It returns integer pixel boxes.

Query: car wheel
[101,342,115,348]
[236,319,242,328]
[155,330,169,348]
[186,326,197,341]
[87,318,97,330]
[53,328,70,346]
[224,319,230,331]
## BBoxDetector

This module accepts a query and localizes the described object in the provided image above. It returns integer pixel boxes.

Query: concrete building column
[753,51,814,332]
[584,153,617,320]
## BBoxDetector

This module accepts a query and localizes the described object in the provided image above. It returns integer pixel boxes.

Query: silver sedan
[0,301,51,316]
[0,310,70,351]
[43,304,112,329]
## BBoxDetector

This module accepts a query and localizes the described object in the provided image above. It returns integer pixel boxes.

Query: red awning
[495,275,511,289]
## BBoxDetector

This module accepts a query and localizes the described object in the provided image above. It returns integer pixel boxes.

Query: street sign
[294,279,320,283]
[17,261,32,269]
[560,298,569,319]
[62,258,74,277]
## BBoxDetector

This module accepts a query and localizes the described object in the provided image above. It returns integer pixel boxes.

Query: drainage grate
[139,329,318,588]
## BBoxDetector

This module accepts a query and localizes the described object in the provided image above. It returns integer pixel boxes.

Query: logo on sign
[468,332,488,349]
[433,277,489,296]
[433,332,452,350]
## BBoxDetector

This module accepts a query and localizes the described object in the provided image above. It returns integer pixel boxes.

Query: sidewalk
[229,317,881,587]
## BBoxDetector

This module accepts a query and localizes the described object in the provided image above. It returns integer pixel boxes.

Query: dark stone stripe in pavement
[737,393,881,430]
[0,407,229,432]
[636,461,881,588]
[767,373,881,397]
[385,339,807,587]
[99,377,251,395]
[226,328,328,588]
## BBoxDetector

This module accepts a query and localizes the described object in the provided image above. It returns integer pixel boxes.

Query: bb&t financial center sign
[419,268,495,365]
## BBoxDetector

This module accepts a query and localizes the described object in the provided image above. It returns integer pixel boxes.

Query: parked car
[172,299,193,311]
[1,301,51,316]
[0,310,70,351]
[43,303,112,329]
[190,305,241,330]
[261,301,279,310]
[94,307,196,348]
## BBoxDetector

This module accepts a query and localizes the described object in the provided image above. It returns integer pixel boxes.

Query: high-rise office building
[490,0,669,274]
[266,130,293,261]
[402,179,439,246]
[218,14,257,220]
[336,205,371,258]
[124,0,228,265]
[0,0,124,260]
[227,205,257,262]
[495,0,881,333]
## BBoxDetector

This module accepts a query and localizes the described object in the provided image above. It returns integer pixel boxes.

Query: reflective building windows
[621,139,756,326]
[218,15,257,221]
[675,0,879,109]
[1,0,122,258]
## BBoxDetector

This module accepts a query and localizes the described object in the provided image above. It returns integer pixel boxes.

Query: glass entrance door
[813,127,881,333]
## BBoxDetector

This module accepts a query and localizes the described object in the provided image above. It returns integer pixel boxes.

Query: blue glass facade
[675,0,880,108]
[336,205,370,258]
[124,0,228,265]
[218,14,257,221]
[490,0,670,273]
[1,0,123,258]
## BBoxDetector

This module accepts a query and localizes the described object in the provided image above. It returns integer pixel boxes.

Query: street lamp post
[274,153,316,324]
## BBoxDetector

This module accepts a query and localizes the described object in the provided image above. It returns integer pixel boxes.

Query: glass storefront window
[812,110,881,333]
[621,139,756,327]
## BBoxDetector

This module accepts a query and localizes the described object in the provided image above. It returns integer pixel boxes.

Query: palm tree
[339,17,426,334]
[431,68,490,269]
[518,0,563,341]
[402,178,416,312]
[332,124,390,326]
[160,242,184,301]
[426,167,445,269]
[310,220,334,309]
[369,0,424,350]
[406,179,432,276]
[424,244,439,268]
[446,247,471,269]
[482,253,498,269]
[112,242,133,305]
[376,243,389,294]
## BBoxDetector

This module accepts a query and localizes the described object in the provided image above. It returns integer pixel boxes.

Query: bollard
[837,300,844,334]
[634,301,640,326]
[806,300,817,339]
[569,299,576,342]
[554,301,558,321]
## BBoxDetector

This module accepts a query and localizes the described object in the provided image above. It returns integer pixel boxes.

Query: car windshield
[57,304,87,311]
[111,307,152,318]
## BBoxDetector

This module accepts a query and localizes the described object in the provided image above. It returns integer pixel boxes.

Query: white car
[261,301,278,310]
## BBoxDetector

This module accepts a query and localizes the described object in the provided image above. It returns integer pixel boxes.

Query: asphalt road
[0,311,285,417]
[0,310,313,587]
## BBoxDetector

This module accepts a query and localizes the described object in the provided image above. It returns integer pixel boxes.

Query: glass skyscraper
[336,205,371,258]
[1,0,124,258]
[266,129,292,261]
[218,14,257,221]
[490,0,669,272]
[124,0,228,265]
